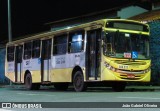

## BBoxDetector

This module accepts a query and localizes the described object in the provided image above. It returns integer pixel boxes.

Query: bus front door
[86,29,101,80]
[15,45,23,83]
[41,39,52,82]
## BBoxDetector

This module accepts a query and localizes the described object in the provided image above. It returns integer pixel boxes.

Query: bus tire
[112,82,126,92]
[54,83,69,91]
[73,71,87,92]
[25,73,40,90]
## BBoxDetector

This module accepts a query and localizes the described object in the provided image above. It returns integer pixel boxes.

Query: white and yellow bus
[5,19,150,92]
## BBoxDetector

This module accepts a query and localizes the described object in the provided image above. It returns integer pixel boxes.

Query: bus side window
[17,45,23,63]
[68,30,84,53]
[53,34,67,55]
[24,42,32,60]
[32,40,40,58]
[7,46,15,62]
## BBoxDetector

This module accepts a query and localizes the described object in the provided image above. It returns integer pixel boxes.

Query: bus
[5,19,150,92]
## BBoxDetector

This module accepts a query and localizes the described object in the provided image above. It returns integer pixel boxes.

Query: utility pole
[8,0,12,42]
[8,0,12,86]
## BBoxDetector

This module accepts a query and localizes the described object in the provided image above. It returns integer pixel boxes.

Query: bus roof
[6,19,148,46]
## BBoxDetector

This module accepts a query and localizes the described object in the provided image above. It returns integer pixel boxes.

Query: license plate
[127,74,135,78]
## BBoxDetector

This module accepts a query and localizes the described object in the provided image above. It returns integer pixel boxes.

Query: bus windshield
[103,32,150,59]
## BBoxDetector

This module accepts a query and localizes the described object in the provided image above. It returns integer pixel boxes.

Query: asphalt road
[1,86,160,111]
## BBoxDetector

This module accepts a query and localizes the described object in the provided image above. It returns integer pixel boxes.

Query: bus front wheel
[25,73,40,90]
[112,82,126,92]
[73,71,87,92]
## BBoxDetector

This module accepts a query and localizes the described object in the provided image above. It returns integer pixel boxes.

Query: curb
[126,86,160,91]
[0,85,5,88]
[0,85,25,89]
[1,85,160,91]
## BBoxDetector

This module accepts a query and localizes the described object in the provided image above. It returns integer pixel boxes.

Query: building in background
[130,1,160,85]
[0,48,9,84]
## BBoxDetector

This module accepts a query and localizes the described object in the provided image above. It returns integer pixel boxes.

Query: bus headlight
[110,66,116,72]
[144,67,150,73]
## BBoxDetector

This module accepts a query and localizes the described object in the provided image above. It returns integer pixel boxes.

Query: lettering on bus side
[8,63,13,67]
[26,60,30,66]
[56,57,65,65]
[75,54,80,58]
[75,54,80,65]
[8,62,14,72]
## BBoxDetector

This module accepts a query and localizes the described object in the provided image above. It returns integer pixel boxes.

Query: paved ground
[0,85,160,111]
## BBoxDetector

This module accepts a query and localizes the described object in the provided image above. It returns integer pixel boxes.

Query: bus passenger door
[86,29,101,80]
[41,39,52,82]
[15,45,23,83]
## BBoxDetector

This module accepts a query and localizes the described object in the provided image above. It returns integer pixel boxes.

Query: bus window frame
[68,30,84,53]
[53,34,68,55]
[16,45,23,63]
[23,41,32,60]
[32,40,41,58]
[7,46,15,62]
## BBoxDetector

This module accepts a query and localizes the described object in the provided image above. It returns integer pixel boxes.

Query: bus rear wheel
[25,73,40,90]
[54,83,69,91]
[112,82,126,92]
[73,71,87,92]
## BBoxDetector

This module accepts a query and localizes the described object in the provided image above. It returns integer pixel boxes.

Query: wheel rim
[74,74,83,89]
[26,76,31,88]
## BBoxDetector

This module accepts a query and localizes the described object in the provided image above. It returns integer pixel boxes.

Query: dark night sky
[0,0,134,42]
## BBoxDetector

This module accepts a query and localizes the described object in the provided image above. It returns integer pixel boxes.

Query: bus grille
[119,73,145,80]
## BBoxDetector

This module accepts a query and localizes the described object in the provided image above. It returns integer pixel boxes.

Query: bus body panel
[51,53,85,69]
[29,70,41,83]
[101,56,151,82]
[50,52,85,82]
[50,68,72,82]
[23,58,41,83]
[5,61,15,82]
[101,67,150,82]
